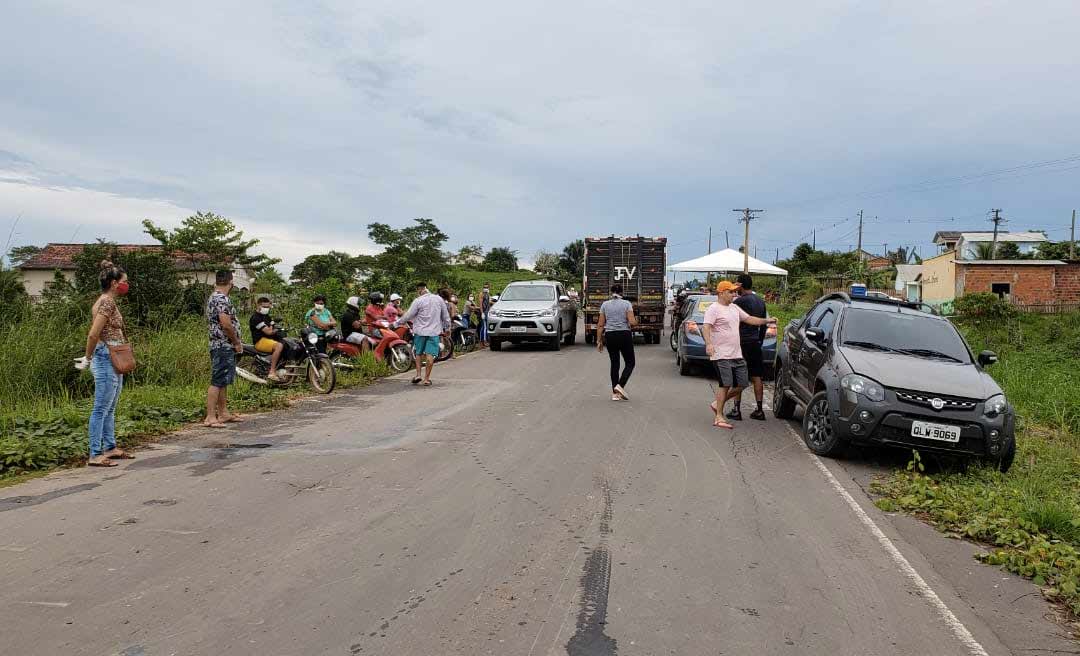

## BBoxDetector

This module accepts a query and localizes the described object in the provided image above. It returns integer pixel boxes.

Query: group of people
[597,273,776,429]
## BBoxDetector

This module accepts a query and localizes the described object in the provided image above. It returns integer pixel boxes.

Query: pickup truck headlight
[538,308,556,317]
[840,374,885,402]
[489,309,501,317]
[984,395,1008,417]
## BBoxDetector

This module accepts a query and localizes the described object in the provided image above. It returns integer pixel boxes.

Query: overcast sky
[3,1,1078,274]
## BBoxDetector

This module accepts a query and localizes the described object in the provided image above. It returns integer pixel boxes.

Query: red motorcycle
[326,321,414,374]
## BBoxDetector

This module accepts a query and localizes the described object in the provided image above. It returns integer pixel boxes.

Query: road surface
[2,337,1074,655]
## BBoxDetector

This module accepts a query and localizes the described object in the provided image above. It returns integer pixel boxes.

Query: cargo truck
[582,236,667,345]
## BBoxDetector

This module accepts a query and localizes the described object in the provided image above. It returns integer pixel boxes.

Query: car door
[795,303,840,396]
[555,284,572,333]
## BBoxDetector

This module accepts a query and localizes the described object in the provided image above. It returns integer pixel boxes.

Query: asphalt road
[2,336,1075,655]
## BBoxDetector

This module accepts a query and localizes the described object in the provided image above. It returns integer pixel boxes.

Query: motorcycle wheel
[436,335,454,362]
[307,354,336,394]
[388,344,414,374]
[235,354,269,385]
[328,350,355,370]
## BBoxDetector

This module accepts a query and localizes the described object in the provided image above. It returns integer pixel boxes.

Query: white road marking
[0,545,28,552]
[18,601,70,608]
[781,422,991,656]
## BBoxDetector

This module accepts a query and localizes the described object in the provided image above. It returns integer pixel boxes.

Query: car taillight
[685,321,700,334]
[766,324,777,338]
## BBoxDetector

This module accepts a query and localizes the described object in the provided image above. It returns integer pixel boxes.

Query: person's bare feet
[203,418,227,428]
[221,413,244,423]
[713,416,733,429]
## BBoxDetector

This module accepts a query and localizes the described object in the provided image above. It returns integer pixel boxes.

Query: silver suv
[488,280,578,351]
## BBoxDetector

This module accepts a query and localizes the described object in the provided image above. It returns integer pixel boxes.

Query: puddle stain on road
[0,483,100,513]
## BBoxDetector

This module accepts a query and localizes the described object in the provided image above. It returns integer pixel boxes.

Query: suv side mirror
[805,326,826,343]
[978,350,998,366]
[559,295,570,303]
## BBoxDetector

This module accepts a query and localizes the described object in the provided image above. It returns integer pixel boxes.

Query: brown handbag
[107,343,137,374]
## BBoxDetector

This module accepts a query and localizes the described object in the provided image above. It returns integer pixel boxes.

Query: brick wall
[1056,263,1080,302]
[956,264,1057,303]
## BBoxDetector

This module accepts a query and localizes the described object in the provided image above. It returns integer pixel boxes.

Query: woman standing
[78,261,133,467]
[597,283,638,401]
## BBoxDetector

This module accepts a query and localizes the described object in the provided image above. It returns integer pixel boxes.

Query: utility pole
[856,210,864,256]
[1070,209,1076,260]
[725,230,730,249]
[732,208,764,273]
[775,247,779,263]
[708,227,712,254]
[989,209,1005,259]
[812,229,816,250]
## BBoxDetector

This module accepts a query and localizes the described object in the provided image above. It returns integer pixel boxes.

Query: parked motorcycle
[235,325,336,393]
[398,322,454,363]
[451,313,478,355]
[326,323,414,374]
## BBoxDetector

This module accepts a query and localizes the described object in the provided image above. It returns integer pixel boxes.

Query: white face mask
[259,306,271,315]
[468,296,474,302]
[314,304,325,312]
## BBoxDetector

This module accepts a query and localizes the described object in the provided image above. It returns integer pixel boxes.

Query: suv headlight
[538,308,556,317]
[489,309,501,317]
[841,374,885,402]
[984,395,1008,417]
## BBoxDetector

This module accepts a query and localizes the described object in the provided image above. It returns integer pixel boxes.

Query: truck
[582,236,667,345]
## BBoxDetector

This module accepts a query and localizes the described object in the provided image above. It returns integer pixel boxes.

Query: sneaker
[726,407,743,421]
[612,394,622,402]
[614,385,629,401]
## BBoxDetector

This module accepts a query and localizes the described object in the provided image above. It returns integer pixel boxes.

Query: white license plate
[510,326,527,333]
[911,420,961,443]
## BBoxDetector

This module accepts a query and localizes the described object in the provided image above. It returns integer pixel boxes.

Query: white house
[893,264,923,302]
[939,231,1049,260]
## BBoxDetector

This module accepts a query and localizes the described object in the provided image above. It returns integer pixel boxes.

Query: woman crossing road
[597,283,638,401]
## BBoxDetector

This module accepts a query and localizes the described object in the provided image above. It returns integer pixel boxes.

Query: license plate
[911,420,961,443]
[510,326,527,333]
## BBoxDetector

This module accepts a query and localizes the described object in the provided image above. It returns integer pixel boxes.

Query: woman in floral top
[80,260,132,467]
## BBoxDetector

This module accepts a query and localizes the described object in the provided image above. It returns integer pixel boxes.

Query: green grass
[449,266,544,297]
[873,311,1080,614]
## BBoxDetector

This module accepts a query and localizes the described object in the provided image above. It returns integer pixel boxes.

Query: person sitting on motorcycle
[384,293,403,323]
[305,295,336,337]
[341,297,366,346]
[364,292,400,360]
[249,296,284,382]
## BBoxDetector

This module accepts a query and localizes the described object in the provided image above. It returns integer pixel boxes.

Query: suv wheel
[550,323,562,351]
[802,391,843,456]
[678,353,693,376]
[669,330,678,351]
[993,437,1016,473]
[772,362,796,419]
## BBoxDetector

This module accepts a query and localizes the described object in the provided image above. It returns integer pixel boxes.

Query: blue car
[673,295,776,379]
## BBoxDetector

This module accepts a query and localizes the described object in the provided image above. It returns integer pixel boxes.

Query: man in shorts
[702,280,776,429]
[394,281,451,386]
[728,273,769,421]
[206,270,244,427]
[249,296,285,382]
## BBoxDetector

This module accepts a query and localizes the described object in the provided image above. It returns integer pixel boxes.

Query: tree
[72,241,184,325]
[40,270,77,306]
[559,240,584,278]
[6,245,42,267]
[364,218,451,292]
[290,251,364,287]
[482,246,518,272]
[995,241,1022,260]
[142,211,280,276]
[454,244,484,265]
[533,250,563,279]
[0,267,28,323]
[252,268,288,294]
[1037,240,1078,260]
[973,242,996,260]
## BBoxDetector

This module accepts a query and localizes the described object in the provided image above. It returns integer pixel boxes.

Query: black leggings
[605,330,635,390]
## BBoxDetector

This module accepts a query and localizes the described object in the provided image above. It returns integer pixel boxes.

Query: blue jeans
[479,312,489,342]
[89,343,123,457]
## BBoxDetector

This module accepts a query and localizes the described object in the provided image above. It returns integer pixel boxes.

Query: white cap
[346,296,360,308]
[389,293,402,301]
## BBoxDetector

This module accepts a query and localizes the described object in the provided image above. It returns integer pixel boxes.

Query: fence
[1012,300,1080,314]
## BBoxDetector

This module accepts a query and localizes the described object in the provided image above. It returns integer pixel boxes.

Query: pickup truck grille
[498,310,540,318]
[895,390,978,411]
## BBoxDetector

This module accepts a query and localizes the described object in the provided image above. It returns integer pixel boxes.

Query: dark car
[674,295,776,379]
[773,293,1015,471]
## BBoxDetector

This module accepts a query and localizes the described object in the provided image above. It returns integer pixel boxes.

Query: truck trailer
[582,236,667,344]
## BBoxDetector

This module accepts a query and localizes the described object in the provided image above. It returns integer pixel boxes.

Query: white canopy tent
[668,248,788,276]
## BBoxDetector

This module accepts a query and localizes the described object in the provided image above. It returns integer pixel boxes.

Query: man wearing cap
[702,280,776,429]
[729,273,769,421]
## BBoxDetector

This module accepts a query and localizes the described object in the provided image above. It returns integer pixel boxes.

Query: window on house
[991,283,1011,299]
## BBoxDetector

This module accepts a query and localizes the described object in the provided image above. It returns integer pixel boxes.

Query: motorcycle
[235,325,336,393]
[326,322,414,374]
[451,313,478,355]
[397,322,454,363]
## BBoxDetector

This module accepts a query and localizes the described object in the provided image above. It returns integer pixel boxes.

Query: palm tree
[974,242,996,260]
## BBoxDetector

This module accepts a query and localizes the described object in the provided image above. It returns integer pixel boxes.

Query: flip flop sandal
[421,380,433,387]
[411,377,422,385]
[108,451,135,459]
[713,421,734,430]
[88,459,118,467]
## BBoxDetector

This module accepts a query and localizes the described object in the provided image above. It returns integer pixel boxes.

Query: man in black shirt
[249,296,285,382]
[728,274,768,421]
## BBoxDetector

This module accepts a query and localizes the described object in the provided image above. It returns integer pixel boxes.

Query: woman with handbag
[78,260,136,467]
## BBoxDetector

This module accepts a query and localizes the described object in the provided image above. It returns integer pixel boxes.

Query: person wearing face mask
[78,260,133,467]
[206,269,244,427]
[478,283,492,345]
[304,294,336,340]
[249,296,284,382]
[384,293,403,323]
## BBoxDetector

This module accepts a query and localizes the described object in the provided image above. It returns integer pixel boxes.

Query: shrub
[954,292,1016,323]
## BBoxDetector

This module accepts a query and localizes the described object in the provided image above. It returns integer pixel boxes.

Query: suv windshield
[500,285,555,302]
[840,309,971,363]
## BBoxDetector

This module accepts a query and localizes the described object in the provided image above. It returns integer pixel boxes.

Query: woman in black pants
[597,283,638,401]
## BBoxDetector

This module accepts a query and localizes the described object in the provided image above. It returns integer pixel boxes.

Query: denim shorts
[210,347,236,388]
[413,335,441,357]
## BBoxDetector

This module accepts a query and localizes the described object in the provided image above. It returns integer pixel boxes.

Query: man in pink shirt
[703,281,776,429]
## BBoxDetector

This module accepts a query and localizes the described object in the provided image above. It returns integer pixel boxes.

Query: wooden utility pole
[732,208,764,273]
[856,210,864,256]
[775,247,779,263]
[725,230,730,249]
[989,209,1005,258]
[1070,209,1076,260]
[812,229,816,250]
[708,227,712,254]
